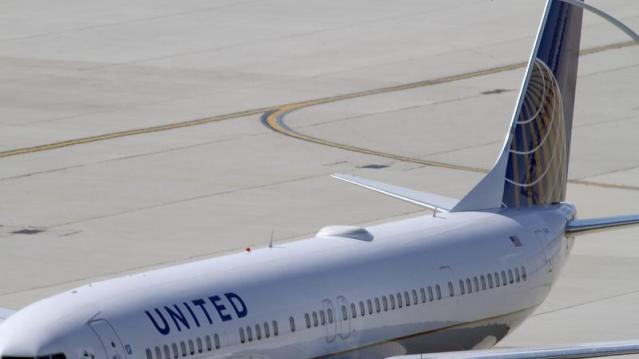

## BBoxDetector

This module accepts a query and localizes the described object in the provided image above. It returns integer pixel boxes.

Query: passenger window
[289,316,296,332]
[487,273,494,288]
[327,308,334,323]
[196,337,203,353]
[163,345,170,359]
[412,289,418,305]
[459,279,465,295]
[214,334,221,349]
[155,347,162,359]
[508,269,514,284]
[255,324,262,340]
[367,299,373,315]
[273,320,279,336]
[390,294,396,309]
[359,301,365,316]
[188,339,195,355]
[146,349,152,359]
[172,343,178,359]
[397,293,403,308]
[436,285,442,300]
[522,266,527,281]
[320,310,326,325]
[420,288,426,303]
[480,275,486,290]
[180,342,187,357]
[374,298,381,313]
[494,272,500,287]
[205,336,212,351]
[342,305,348,320]
[428,286,434,301]
[466,278,472,293]
[404,291,410,307]
[448,281,454,297]
[382,296,389,311]
[264,322,270,338]
[515,267,521,282]
[501,271,507,285]
[473,277,479,292]
[351,303,357,318]
[246,326,253,342]
[305,313,311,328]
[312,311,319,327]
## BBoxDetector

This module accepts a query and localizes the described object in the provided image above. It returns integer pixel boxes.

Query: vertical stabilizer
[453,0,582,212]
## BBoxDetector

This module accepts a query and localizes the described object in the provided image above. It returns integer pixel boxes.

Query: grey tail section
[452,0,583,212]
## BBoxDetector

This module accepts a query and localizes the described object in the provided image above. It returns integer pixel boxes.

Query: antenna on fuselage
[268,230,274,248]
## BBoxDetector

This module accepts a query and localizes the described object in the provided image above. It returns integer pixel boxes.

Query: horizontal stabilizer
[566,214,639,235]
[331,173,458,211]
[386,339,639,358]
[0,307,15,323]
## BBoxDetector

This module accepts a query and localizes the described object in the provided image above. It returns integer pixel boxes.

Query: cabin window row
[284,266,527,336]
[301,307,334,329]
[297,285,447,332]
[458,266,527,295]
[349,286,445,321]
[146,334,220,359]
[239,320,279,344]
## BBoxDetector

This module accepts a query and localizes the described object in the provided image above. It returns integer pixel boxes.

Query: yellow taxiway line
[261,41,639,192]
[262,105,486,173]
[0,40,634,160]
[263,103,639,192]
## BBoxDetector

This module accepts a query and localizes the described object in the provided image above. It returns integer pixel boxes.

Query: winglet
[331,173,458,211]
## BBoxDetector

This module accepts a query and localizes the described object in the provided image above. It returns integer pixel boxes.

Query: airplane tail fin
[331,0,636,216]
[452,0,583,211]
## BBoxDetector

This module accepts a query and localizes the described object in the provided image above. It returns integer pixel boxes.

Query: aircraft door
[322,298,337,343]
[438,265,460,320]
[88,319,127,359]
[535,229,553,273]
[336,295,352,340]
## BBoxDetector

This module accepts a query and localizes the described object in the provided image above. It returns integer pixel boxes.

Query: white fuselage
[0,204,576,359]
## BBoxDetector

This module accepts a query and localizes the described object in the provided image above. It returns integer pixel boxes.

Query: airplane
[1,0,639,358]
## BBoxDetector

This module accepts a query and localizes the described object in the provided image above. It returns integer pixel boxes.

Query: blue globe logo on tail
[503,59,568,207]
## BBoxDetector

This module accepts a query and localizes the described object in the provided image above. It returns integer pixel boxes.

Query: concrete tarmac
[0,0,638,356]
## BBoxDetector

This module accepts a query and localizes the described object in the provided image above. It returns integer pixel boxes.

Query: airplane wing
[386,340,639,358]
[331,173,458,212]
[0,307,16,323]
[566,214,639,235]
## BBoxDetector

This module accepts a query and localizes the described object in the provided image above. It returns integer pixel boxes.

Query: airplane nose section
[0,301,70,358]
[0,320,26,357]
